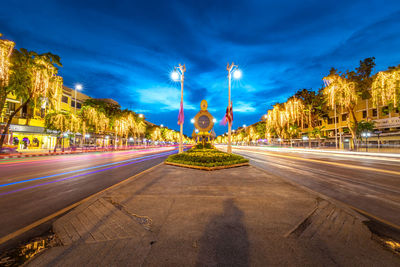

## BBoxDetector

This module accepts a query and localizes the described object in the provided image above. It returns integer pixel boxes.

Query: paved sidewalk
[27,165,399,266]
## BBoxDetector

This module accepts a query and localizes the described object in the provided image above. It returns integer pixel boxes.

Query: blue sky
[1,0,400,135]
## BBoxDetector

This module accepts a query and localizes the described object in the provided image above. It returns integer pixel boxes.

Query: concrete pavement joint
[251,163,400,231]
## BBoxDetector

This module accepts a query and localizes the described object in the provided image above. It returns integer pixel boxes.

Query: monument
[193,100,215,145]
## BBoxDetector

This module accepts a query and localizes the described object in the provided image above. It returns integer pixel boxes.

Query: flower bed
[165,148,249,169]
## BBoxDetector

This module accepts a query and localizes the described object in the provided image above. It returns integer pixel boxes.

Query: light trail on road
[0,150,176,196]
[0,149,175,189]
[0,147,182,248]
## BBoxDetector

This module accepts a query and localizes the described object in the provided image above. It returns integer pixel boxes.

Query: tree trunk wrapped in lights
[284,97,304,125]
[0,36,14,87]
[371,68,400,108]
[0,37,15,120]
[323,74,357,148]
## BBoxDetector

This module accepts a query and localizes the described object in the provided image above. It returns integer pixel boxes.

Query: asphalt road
[223,145,400,227]
[0,146,179,248]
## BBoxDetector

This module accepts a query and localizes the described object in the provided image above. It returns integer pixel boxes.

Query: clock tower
[194,100,214,144]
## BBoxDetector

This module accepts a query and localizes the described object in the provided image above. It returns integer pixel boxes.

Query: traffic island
[164,147,249,170]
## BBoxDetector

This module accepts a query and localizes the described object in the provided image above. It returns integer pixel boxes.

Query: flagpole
[228,67,232,154]
[179,73,184,153]
[226,62,240,154]
[179,64,185,154]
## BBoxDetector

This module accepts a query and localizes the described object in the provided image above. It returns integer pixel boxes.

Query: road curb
[164,161,249,171]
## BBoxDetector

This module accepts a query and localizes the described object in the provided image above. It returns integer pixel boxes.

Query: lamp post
[171,64,186,153]
[362,132,371,152]
[74,84,83,114]
[73,84,83,147]
[226,62,242,153]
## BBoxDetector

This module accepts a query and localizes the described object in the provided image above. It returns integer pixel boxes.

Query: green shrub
[165,148,248,168]
[194,143,213,149]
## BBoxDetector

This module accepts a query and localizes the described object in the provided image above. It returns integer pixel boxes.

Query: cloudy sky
[1,0,400,135]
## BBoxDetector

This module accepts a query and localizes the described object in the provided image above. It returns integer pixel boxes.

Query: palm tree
[45,111,72,152]
[0,48,62,149]
[0,35,15,119]
[371,66,400,108]
[323,73,357,148]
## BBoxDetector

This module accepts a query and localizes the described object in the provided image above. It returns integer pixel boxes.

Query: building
[298,97,400,149]
[0,86,90,150]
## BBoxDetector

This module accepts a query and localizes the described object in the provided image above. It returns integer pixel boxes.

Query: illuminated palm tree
[45,111,72,152]
[285,97,304,126]
[323,73,357,148]
[0,48,63,149]
[0,35,15,118]
[371,67,400,108]
[266,104,288,142]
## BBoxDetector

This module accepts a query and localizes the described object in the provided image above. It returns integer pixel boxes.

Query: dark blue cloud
[1,0,400,135]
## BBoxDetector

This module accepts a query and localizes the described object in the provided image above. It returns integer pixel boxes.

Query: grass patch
[165,147,249,168]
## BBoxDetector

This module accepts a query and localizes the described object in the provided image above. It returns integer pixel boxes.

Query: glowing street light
[243,124,247,128]
[226,62,242,154]
[233,69,242,79]
[160,124,164,128]
[190,118,195,124]
[170,71,180,82]
[139,114,143,118]
[213,118,217,123]
[171,64,186,153]
[74,84,83,115]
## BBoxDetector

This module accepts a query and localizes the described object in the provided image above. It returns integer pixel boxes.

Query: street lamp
[302,135,309,148]
[73,84,83,147]
[362,132,371,152]
[139,114,143,118]
[171,64,186,153]
[74,84,83,114]
[226,62,241,154]
[190,118,195,124]
[160,124,164,128]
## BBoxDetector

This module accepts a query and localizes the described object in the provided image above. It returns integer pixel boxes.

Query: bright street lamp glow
[195,129,199,133]
[139,114,143,118]
[170,71,180,82]
[243,124,246,128]
[160,124,164,128]
[233,69,242,79]
[190,118,195,123]
[75,84,83,91]
[213,118,217,123]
